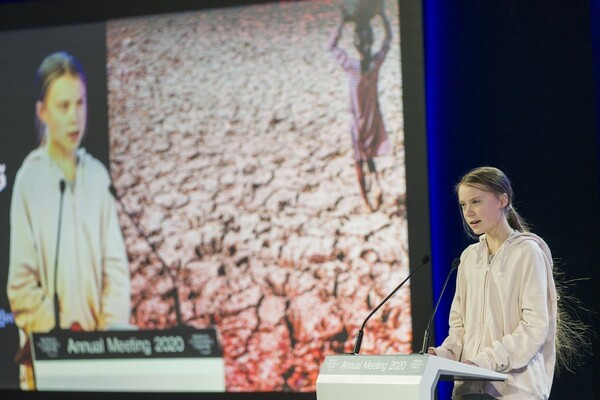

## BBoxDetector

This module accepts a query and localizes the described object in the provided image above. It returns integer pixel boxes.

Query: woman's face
[458,184,508,236]
[37,73,87,157]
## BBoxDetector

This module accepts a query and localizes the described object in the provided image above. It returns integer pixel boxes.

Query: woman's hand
[427,347,437,356]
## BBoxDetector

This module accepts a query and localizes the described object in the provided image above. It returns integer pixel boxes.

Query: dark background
[425,1,600,399]
[0,0,599,399]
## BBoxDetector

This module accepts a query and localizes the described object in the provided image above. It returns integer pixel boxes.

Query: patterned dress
[329,28,391,162]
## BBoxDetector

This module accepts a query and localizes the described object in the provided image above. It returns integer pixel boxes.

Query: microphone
[53,180,66,331]
[109,184,185,327]
[420,257,460,354]
[353,255,430,354]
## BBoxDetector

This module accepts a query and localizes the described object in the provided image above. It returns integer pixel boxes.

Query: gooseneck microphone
[353,255,430,354]
[109,184,184,327]
[420,257,460,354]
[53,180,66,331]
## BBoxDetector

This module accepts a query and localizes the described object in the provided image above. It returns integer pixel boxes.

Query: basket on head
[342,0,384,28]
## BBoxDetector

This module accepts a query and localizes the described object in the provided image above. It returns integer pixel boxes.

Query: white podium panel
[317,354,506,400]
[31,327,225,392]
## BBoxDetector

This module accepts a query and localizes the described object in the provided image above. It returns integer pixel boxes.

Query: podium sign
[31,327,225,392]
[316,354,506,400]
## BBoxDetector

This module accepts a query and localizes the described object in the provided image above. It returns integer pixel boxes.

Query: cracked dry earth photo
[106,0,409,391]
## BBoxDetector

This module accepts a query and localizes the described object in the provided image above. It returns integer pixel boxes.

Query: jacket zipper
[476,258,492,354]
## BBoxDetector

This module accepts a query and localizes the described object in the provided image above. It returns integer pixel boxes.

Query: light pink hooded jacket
[434,232,557,400]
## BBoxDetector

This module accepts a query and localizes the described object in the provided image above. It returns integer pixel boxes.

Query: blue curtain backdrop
[424,1,600,399]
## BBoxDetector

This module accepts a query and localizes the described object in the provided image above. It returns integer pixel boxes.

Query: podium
[30,327,225,392]
[316,354,506,400]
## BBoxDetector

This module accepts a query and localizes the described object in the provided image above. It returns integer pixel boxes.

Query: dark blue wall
[425,1,600,399]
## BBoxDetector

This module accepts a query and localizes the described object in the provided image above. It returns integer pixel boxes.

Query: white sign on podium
[31,327,225,392]
[317,354,506,400]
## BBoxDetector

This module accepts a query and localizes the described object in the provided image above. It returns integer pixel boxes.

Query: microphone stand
[353,255,430,354]
[53,180,66,331]
[420,258,460,354]
[109,185,185,328]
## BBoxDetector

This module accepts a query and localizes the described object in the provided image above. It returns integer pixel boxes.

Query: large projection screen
[0,0,430,394]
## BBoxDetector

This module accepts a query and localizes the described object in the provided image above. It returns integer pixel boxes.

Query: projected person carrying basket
[328,0,391,212]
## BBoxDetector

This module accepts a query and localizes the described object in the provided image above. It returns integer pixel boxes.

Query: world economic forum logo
[0,309,15,329]
[36,336,61,359]
[325,356,339,372]
[0,163,6,193]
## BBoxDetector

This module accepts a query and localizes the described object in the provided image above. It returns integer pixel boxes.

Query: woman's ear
[36,100,46,124]
[499,193,509,209]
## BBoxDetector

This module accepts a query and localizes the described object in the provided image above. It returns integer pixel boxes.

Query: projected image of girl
[7,52,131,389]
[328,0,391,212]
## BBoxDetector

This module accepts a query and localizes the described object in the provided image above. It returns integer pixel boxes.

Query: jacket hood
[25,147,88,164]
[505,231,553,261]
[476,231,553,273]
